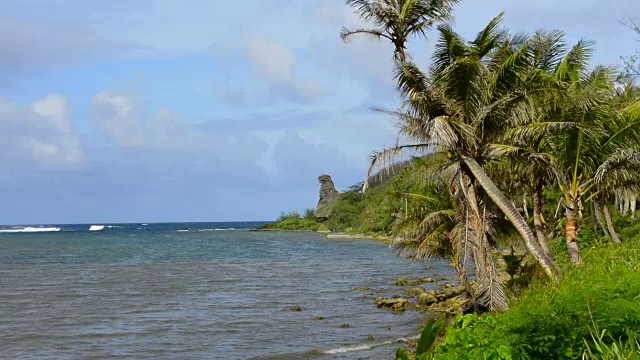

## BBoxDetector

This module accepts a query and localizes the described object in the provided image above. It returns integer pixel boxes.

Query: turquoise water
[0,223,453,359]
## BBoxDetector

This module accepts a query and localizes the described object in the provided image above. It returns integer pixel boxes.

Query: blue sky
[1,0,638,224]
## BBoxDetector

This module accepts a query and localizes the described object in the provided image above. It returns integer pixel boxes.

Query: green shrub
[260,211,320,231]
[430,241,640,359]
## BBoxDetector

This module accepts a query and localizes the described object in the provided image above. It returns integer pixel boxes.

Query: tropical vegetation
[266,1,640,358]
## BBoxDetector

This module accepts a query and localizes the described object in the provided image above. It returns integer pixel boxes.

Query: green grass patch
[424,240,640,360]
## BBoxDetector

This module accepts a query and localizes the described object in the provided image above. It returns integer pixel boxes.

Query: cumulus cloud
[241,33,324,102]
[6,0,636,224]
[0,94,84,173]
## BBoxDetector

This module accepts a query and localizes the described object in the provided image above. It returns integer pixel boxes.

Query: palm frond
[340,27,392,42]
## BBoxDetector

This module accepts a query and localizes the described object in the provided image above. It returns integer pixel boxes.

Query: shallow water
[0,223,454,359]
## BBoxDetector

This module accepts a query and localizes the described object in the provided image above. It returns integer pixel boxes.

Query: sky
[1,0,638,224]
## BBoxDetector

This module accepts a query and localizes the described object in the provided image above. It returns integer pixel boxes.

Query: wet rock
[375,297,409,311]
[375,289,386,293]
[407,287,425,297]
[339,323,350,328]
[354,287,370,291]
[436,285,466,301]
[313,316,325,320]
[428,296,471,314]
[397,276,434,286]
[368,334,375,341]
[418,292,438,306]
[290,306,304,312]
[419,277,435,283]
[314,175,339,220]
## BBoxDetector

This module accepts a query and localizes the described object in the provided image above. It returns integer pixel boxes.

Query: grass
[419,239,640,360]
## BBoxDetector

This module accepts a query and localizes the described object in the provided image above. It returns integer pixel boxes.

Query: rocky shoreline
[251,227,395,243]
[370,276,470,315]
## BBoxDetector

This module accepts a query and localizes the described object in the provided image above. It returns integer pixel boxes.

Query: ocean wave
[89,225,105,231]
[198,228,238,231]
[323,335,419,355]
[177,230,189,232]
[0,227,61,233]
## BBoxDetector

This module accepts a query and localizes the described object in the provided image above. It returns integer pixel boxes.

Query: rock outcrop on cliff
[314,175,339,221]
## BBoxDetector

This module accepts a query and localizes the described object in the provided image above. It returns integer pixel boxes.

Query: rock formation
[314,175,339,221]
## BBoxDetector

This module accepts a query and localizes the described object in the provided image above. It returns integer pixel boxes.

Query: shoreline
[251,228,395,244]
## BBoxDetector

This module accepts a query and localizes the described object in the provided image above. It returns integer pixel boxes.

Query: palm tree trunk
[602,203,621,243]
[631,195,637,219]
[617,193,624,214]
[623,194,630,216]
[564,203,581,264]
[464,177,507,311]
[459,153,561,281]
[532,183,550,256]
[592,200,610,237]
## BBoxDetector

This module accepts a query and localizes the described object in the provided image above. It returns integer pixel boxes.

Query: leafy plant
[416,317,447,358]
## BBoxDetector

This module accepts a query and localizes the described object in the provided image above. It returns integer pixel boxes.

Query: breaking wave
[0,227,61,233]
[198,228,243,232]
[89,225,105,231]
[323,335,419,355]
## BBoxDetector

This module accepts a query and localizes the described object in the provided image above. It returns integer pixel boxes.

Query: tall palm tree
[358,15,562,309]
[341,0,459,62]
[489,30,582,257]
[592,80,640,242]
[506,56,640,263]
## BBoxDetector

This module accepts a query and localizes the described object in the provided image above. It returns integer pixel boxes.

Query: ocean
[0,222,454,359]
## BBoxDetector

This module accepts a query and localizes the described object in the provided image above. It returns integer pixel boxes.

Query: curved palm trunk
[459,153,561,281]
[564,202,581,264]
[532,183,550,256]
[602,203,621,243]
[463,175,507,311]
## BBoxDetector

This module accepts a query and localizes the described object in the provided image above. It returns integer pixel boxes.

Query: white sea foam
[177,230,189,232]
[89,225,105,231]
[323,335,418,355]
[323,344,376,354]
[0,227,61,233]
[323,339,398,354]
[141,224,148,226]
[198,228,237,232]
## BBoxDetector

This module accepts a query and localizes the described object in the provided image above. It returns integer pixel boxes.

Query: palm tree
[506,54,640,263]
[341,0,459,62]
[357,15,563,309]
[489,30,586,257]
[592,80,640,242]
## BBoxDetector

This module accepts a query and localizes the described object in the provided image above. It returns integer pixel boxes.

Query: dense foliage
[424,233,640,359]
[268,1,640,357]
[261,157,442,234]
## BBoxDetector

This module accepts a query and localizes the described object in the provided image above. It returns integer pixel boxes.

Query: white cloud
[0,94,85,172]
[30,93,73,132]
[91,90,145,148]
[243,33,295,82]
[241,33,324,101]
